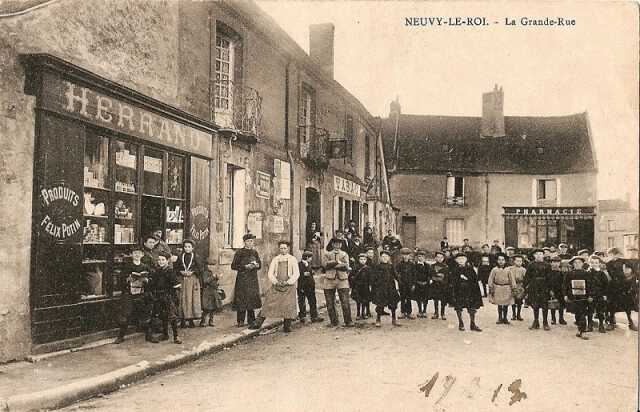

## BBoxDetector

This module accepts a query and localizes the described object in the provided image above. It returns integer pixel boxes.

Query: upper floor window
[537,179,557,201]
[215,34,235,111]
[607,220,616,232]
[446,175,464,206]
[299,84,316,145]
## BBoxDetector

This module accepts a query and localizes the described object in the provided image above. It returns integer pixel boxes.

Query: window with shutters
[536,179,557,202]
[215,34,234,112]
[445,218,464,246]
[446,175,464,206]
[224,164,247,248]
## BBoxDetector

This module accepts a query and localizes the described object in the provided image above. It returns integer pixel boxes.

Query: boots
[496,307,503,324]
[249,316,265,330]
[283,319,292,333]
[171,320,182,344]
[114,327,126,344]
[598,320,606,333]
[456,311,465,331]
[543,321,550,331]
[145,325,159,343]
[529,320,540,330]
[470,312,482,332]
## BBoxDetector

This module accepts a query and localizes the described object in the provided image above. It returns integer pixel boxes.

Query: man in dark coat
[449,253,483,332]
[297,251,323,324]
[564,256,593,340]
[606,247,638,331]
[396,248,416,319]
[231,234,262,327]
[523,249,552,331]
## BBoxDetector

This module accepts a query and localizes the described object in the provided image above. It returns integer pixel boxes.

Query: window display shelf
[84,185,110,192]
[82,259,107,264]
[114,242,136,245]
[84,214,108,219]
[81,294,108,301]
[115,190,137,195]
[83,242,111,245]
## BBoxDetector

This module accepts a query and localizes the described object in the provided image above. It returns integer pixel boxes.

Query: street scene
[0,0,638,411]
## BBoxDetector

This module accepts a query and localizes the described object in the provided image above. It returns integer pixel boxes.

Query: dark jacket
[370,262,400,308]
[430,262,450,302]
[231,248,262,311]
[523,261,552,306]
[396,261,416,295]
[448,264,483,310]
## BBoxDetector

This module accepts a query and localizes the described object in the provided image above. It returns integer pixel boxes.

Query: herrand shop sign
[45,80,212,158]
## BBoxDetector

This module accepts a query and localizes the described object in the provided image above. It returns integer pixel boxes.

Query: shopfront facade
[21,55,216,345]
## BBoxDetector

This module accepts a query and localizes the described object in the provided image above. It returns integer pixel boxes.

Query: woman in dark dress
[231,234,262,327]
[371,250,401,327]
[448,253,483,332]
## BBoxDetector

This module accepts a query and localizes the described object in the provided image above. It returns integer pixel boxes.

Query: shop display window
[143,149,163,196]
[167,154,185,199]
[115,141,138,194]
[84,135,109,189]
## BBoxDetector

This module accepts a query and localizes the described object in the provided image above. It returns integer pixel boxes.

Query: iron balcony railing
[212,79,262,136]
[446,196,465,207]
[299,126,330,169]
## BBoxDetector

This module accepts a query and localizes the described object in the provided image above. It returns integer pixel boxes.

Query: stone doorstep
[2,299,329,412]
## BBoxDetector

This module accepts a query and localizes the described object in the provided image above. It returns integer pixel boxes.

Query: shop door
[402,216,417,249]
[305,188,321,246]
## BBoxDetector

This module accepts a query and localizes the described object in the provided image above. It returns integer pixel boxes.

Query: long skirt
[310,240,323,269]
[179,275,202,320]
[490,284,514,306]
[260,284,298,319]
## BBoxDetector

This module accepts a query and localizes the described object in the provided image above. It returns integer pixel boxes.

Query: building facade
[0,0,395,362]
[596,199,639,256]
[381,86,598,252]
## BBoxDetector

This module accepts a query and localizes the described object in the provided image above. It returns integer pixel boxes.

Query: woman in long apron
[249,241,300,333]
[176,239,203,328]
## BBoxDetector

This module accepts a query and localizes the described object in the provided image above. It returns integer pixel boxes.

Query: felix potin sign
[40,184,81,240]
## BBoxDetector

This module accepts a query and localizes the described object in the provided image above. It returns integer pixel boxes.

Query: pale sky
[256,0,639,207]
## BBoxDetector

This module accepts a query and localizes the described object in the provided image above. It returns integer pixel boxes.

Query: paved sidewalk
[0,291,328,412]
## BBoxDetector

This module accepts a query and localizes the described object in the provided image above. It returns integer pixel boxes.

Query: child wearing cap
[397,248,416,320]
[605,248,638,331]
[523,249,552,331]
[413,250,432,318]
[370,250,401,327]
[176,239,203,328]
[148,251,182,344]
[587,254,611,333]
[549,256,567,325]
[508,255,526,321]
[114,246,155,344]
[564,256,592,339]
[351,253,372,320]
[449,253,483,332]
[297,250,323,324]
[429,251,449,320]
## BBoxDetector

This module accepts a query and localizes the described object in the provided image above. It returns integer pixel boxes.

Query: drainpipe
[484,174,490,242]
[284,60,295,247]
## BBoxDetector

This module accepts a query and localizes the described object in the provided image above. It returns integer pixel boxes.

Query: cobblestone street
[63,303,637,412]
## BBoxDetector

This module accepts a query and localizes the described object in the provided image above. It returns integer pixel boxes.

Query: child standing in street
[351,253,372,321]
[397,248,416,320]
[176,239,203,328]
[297,251,323,324]
[371,250,401,327]
[200,263,223,327]
[429,251,449,320]
[549,256,567,325]
[413,250,432,318]
[115,247,155,344]
[148,251,182,344]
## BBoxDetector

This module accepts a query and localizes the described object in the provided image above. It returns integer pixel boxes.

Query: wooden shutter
[189,157,211,261]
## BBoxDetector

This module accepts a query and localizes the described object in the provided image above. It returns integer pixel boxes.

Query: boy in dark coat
[115,247,155,344]
[298,250,323,324]
[148,251,182,344]
[413,250,432,318]
[548,256,567,325]
[430,251,449,320]
[606,248,638,331]
[587,254,610,333]
[371,250,401,327]
[564,256,592,340]
[351,253,373,320]
[449,253,483,332]
[523,249,552,331]
[397,248,416,319]
[477,255,493,298]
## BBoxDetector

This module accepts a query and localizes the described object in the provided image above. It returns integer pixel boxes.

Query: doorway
[402,216,417,249]
[305,188,321,247]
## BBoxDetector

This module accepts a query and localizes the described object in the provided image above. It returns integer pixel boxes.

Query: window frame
[214,33,235,112]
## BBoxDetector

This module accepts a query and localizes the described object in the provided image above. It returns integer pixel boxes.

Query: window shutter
[232,169,246,249]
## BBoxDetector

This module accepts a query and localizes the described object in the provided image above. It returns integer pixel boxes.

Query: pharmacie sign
[42,79,212,158]
[503,207,595,216]
[39,183,82,240]
[334,176,361,197]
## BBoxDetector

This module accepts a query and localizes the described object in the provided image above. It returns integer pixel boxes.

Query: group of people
[114,223,639,344]
[115,229,223,344]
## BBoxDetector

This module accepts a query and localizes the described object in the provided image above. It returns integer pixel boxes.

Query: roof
[598,199,634,212]
[381,112,597,174]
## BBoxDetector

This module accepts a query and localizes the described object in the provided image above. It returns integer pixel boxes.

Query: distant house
[596,199,639,256]
[381,85,598,252]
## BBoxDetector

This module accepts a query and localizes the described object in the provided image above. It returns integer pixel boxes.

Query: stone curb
[1,303,328,412]
[0,319,285,412]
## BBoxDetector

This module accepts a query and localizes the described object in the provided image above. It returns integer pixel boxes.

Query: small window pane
[84,134,109,189]
[143,149,163,196]
[114,141,137,193]
[167,155,185,199]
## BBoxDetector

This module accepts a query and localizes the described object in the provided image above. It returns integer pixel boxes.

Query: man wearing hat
[557,243,572,260]
[449,252,483,331]
[548,256,567,325]
[430,251,450,320]
[397,247,416,319]
[231,234,262,327]
[564,255,592,339]
[322,237,354,327]
[523,249,552,331]
[297,250,323,324]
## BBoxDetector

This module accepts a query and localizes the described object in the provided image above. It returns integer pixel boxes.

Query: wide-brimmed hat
[569,255,586,264]
[454,252,467,259]
[400,247,413,255]
[588,254,604,262]
[302,250,314,259]
[416,249,427,256]
[577,249,590,255]
[242,233,256,241]
[380,249,392,257]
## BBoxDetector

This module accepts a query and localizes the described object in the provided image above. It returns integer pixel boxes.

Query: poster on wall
[256,171,271,199]
[272,215,285,233]
[247,212,264,239]
[274,159,291,200]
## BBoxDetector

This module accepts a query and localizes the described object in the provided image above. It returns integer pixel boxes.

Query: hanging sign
[334,175,361,197]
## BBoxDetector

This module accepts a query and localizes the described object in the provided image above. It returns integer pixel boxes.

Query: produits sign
[334,175,361,197]
[39,183,82,241]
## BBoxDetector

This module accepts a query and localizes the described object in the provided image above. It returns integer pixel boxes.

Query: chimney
[480,84,505,137]
[389,95,401,117]
[309,23,335,79]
